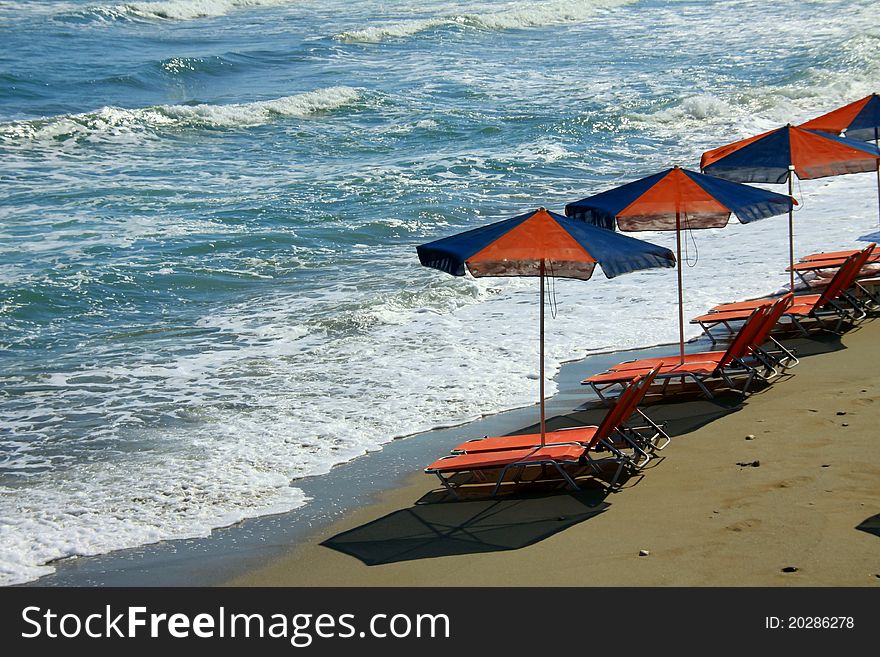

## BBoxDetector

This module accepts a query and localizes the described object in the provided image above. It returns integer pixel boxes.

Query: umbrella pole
[539,260,546,447]
[788,173,795,291]
[675,211,685,365]
[875,129,879,227]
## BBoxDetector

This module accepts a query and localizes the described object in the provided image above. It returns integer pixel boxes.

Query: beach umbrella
[417,207,675,446]
[700,124,880,288]
[565,166,795,364]
[800,93,880,141]
[800,94,880,224]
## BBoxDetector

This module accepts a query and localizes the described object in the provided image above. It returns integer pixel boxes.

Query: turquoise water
[1,0,878,584]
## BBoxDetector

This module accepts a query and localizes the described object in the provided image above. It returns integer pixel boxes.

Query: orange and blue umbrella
[700,124,880,286]
[800,94,880,225]
[417,207,675,445]
[565,167,795,363]
[800,93,880,142]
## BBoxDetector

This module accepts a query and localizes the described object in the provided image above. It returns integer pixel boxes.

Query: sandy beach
[230,316,880,587]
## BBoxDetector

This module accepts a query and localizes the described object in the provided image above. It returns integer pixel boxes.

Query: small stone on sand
[639,549,650,557]
[782,566,798,573]
[842,423,849,427]
[836,411,847,416]
[745,434,755,440]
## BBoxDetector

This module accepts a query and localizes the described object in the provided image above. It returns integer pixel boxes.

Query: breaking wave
[0,86,361,145]
[79,0,294,22]
[336,0,636,44]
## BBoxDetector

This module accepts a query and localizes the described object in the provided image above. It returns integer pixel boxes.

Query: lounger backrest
[817,245,874,306]
[751,294,794,346]
[591,365,661,446]
[815,253,858,304]
[591,376,640,444]
[720,305,770,366]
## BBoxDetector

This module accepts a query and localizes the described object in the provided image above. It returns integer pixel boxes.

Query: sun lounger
[583,305,773,401]
[452,368,669,457]
[692,247,874,336]
[787,245,880,307]
[426,443,591,497]
[425,369,663,496]
[798,246,879,263]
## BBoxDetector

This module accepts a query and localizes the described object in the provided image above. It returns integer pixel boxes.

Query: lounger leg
[608,459,626,490]
[739,370,757,396]
[768,336,799,367]
[492,464,515,497]
[634,408,671,449]
[690,374,714,399]
[615,431,652,467]
[790,316,810,336]
[435,472,461,500]
[551,462,580,491]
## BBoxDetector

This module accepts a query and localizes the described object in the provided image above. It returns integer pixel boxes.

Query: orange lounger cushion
[787,303,816,316]
[452,427,598,454]
[426,444,586,473]
[584,361,716,384]
[609,352,726,371]
[691,309,757,323]
[800,249,860,262]
[709,294,820,313]
[789,256,880,272]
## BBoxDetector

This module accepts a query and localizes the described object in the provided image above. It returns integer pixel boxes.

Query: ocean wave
[77,0,293,22]
[336,0,636,43]
[626,18,880,139]
[0,86,361,145]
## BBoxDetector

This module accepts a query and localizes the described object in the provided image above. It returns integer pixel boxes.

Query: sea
[1,0,878,585]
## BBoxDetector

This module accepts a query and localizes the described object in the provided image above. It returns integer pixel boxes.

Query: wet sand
[230,318,880,586]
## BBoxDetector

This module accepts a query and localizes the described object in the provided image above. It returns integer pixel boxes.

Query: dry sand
[230,319,880,587]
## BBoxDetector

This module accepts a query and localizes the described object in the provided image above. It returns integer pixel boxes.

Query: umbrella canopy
[800,93,880,141]
[417,207,675,445]
[700,125,880,183]
[700,125,880,287]
[800,94,880,225]
[565,167,795,363]
[565,166,794,229]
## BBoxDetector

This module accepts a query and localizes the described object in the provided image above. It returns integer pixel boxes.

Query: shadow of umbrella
[321,490,608,566]
[856,513,880,538]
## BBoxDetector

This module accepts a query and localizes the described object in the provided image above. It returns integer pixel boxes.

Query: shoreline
[24,333,716,586]
[229,318,880,587]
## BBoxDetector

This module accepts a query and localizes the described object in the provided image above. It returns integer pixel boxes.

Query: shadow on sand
[321,487,609,566]
[321,392,746,566]
[856,513,880,538]
[321,331,851,567]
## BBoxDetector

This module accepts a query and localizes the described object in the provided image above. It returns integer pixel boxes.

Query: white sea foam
[85,0,293,21]
[0,86,361,146]
[336,0,636,43]
[627,2,880,140]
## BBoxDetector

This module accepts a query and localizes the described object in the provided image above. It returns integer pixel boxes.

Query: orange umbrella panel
[700,125,880,183]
